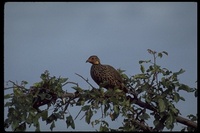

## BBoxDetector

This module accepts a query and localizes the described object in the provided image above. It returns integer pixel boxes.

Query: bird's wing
[104,65,123,83]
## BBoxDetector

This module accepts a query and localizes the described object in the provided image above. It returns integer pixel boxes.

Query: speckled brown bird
[86,55,127,93]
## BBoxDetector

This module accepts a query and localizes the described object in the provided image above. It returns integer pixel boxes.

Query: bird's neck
[91,63,102,69]
[93,61,100,65]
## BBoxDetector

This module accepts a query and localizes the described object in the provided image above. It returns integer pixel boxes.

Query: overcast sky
[4,2,197,131]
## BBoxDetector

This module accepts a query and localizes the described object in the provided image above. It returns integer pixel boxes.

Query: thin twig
[63,101,71,113]
[101,104,104,118]
[4,87,14,90]
[74,108,82,120]
[75,73,96,89]
[80,113,86,121]
[7,80,29,91]
[62,81,79,87]
[62,92,75,98]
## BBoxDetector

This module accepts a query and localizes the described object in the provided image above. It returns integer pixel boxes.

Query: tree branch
[75,73,96,89]
[176,116,197,129]
[77,74,197,129]
[128,95,197,129]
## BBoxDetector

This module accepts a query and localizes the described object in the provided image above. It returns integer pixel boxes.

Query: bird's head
[86,55,101,65]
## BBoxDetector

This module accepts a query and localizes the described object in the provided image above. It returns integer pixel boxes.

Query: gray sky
[4,2,197,131]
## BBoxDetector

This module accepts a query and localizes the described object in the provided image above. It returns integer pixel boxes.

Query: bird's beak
[86,59,90,63]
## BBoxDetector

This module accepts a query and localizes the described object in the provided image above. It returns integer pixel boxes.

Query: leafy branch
[4,49,197,131]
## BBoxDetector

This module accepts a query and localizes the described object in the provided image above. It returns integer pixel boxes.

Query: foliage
[4,49,197,131]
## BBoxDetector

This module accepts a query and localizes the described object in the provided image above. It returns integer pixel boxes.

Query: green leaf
[114,105,119,114]
[170,107,179,115]
[153,119,159,127]
[92,119,101,127]
[121,73,129,79]
[101,120,109,127]
[110,111,119,121]
[158,53,163,58]
[4,118,10,128]
[35,124,40,132]
[72,86,83,92]
[187,114,197,121]
[194,89,197,97]
[145,95,151,103]
[85,109,93,124]
[162,51,168,56]
[115,89,123,93]
[4,102,13,107]
[60,78,68,83]
[11,120,19,131]
[26,112,34,124]
[50,121,55,131]
[33,117,39,127]
[179,96,185,101]
[13,87,22,95]
[124,99,130,107]
[104,103,110,116]
[163,69,172,76]
[38,93,47,100]
[71,119,75,129]
[149,65,154,71]
[139,60,151,64]
[110,97,119,105]
[133,74,148,79]
[40,73,47,80]
[100,124,109,131]
[15,122,26,131]
[158,98,166,112]
[4,94,12,99]
[76,97,85,106]
[33,82,41,88]
[165,113,174,130]
[173,93,180,103]
[139,60,144,64]
[66,115,75,129]
[22,80,28,85]
[46,114,57,124]
[139,113,150,120]
[174,69,185,76]
[178,84,194,92]
[140,65,145,73]
[81,105,90,111]
[41,110,48,121]
[147,49,156,54]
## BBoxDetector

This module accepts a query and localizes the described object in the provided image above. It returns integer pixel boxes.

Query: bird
[86,55,127,93]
